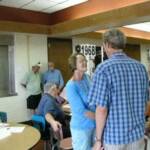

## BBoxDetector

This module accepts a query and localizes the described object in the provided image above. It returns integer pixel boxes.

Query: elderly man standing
[88,29,149,150]
[21,62,42,114]
[43,62,64,91]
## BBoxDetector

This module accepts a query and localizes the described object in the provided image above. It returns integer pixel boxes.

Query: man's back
[36,93,65,124]
[89,52,149,144]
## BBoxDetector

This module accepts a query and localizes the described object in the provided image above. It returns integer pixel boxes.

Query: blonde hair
[68,52,85,72]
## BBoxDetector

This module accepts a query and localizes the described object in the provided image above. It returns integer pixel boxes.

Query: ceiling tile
[0,0,33,8]
[43,0,88,13]
[58,0,88,7]
[0,0,88,13]
[22,0,56,11]
[42,5,63,13]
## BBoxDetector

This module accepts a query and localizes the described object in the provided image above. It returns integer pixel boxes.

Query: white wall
[140,43,150,71]
[0,33,48,122]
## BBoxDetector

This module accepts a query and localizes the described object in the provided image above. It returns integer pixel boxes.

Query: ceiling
[0,0,88,14]
[0,0,149,40]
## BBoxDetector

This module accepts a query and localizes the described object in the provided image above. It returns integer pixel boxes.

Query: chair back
[32,114,46,130]
[0,112,7,122]
[32,114,50,140]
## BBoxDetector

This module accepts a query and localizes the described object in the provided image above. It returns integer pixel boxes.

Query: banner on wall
[75,44,96,58]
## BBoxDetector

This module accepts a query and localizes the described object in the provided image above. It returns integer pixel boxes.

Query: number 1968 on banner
[80,44,96,56]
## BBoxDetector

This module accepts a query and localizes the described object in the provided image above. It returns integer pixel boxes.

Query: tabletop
[0,123,40,150]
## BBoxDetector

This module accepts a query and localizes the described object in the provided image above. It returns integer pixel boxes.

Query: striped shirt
[88,51,149,144]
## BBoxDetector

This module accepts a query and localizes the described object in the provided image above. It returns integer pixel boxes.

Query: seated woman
[36,82,70,137]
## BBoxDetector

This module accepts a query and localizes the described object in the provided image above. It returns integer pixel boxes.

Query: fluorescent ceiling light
[125,22,150,32]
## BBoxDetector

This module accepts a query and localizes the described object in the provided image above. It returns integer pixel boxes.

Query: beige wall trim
[0,21,50,34]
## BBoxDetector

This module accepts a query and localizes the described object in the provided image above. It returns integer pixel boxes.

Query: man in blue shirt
[36,82,71,139]
[43,62,64,91]
[36,82,65,132]
[88,29,149,150]
[36,82,70,138]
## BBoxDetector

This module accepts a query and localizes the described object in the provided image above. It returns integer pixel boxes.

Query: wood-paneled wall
[124,44,140,61]
[48,39,72,84]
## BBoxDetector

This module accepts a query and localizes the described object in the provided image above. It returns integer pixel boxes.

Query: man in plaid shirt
[88,29,149,150]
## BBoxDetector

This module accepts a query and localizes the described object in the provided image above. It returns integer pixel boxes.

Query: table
[0,123,40,150]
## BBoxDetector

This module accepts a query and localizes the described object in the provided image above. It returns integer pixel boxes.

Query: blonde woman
[66,53,95,150]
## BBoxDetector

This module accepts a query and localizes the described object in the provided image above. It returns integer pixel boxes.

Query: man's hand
[93,141,103,150]
[21,83,26,88]
[51,120,62,132]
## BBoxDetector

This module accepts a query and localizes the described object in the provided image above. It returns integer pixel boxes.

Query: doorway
[48,39,72,84]
[124,44,140,61]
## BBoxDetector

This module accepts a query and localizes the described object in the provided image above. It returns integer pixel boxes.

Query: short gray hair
[44,82,56,93]
[103,29,126,49]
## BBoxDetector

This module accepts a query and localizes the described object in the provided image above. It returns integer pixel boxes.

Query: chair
[52,127,72,150]
[145,118,150,150]
[31,115,52,150]
[0,111,7,122]
[32,114,72,150]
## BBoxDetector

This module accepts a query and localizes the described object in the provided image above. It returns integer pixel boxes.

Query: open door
[48,39,72,84]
